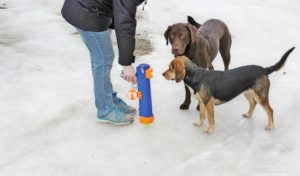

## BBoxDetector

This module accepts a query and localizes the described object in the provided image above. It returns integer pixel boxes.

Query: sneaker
[114,97,137,115]
[97,107,134,126]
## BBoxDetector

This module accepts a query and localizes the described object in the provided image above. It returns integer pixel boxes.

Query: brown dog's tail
[187,16,201,29]
[265,47,295,74]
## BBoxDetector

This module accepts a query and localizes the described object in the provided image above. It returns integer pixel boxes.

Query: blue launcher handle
[136,64,154,124]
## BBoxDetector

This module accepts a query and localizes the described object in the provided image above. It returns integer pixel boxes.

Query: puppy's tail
[265,47,295,74]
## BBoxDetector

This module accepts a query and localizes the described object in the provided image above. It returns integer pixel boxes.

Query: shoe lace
[116,98,127,109]
[113,106,126,119]
[114,106,122,113]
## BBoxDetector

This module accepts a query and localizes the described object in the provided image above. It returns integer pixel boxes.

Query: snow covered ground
[1,0,300,175]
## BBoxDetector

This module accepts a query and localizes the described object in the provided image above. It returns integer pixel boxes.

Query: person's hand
[123,65,137,84]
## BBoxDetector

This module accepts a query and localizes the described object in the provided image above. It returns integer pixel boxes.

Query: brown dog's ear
[185,23,197,44]
[164,26,171,45]
[174,59,185,83]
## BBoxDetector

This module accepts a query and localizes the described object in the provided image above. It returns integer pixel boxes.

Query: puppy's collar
[184,61,202,93]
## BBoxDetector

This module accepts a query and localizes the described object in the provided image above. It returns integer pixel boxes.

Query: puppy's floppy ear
[173,59,186,83]
[185,23,197,44]
[164,26,171,45]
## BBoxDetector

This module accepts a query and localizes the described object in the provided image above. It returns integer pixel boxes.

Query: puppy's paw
[193,121,203,127]
[242,113,252,118]
[203,127,214,134]
[265,124,274,131]
[180,103,190,110]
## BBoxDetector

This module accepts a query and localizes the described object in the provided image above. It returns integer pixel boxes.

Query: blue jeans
[77,28,117,117]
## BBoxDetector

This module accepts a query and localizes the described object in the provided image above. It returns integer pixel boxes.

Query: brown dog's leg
[243,90,257,118]
[253,76,274,130]
[194,100,206,127]
[261,103,274,130]
[180,84,191,110]
[219,28,231,70]
[255,94,274,130]
[204,98,215,133]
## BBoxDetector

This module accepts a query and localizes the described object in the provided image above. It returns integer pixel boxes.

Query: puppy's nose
[162,73,165,77]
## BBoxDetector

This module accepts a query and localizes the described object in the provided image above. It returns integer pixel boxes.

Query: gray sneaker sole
[128,111,137,116]
[96,118,134,126]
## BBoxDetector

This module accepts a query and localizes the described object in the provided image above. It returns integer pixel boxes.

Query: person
[61,0,147,125]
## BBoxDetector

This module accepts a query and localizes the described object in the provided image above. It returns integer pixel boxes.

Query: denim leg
[77,28,115,117]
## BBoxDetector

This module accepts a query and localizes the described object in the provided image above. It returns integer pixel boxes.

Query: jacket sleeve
[113,0,138,66]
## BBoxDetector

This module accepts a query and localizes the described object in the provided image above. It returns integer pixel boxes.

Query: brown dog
[163,47,295,133]
[164,16,232,110]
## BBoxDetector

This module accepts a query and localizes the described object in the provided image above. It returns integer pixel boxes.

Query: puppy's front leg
[194,100,206,127]
[204,98,215,134]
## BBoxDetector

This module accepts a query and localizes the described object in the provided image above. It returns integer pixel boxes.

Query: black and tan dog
[163,47,295,133]
[164,16,232,110]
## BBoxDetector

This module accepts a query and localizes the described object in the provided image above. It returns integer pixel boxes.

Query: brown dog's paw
[242,113,252,118]
[203,127,214,134]
[193,121,203,127]
[265,124,274,131]
[180,103,190,110]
